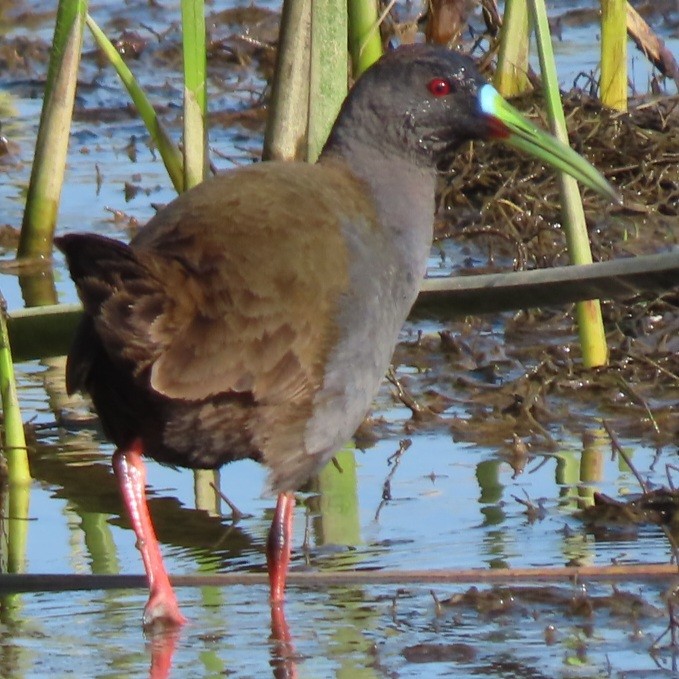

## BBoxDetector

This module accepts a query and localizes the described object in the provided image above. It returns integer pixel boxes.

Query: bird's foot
[143,590,187,631]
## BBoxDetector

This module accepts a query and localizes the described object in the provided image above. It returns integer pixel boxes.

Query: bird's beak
[479,84,621,204]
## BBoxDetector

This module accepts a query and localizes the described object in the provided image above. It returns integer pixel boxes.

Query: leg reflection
[147,626,181,679]
[269,602,298,679]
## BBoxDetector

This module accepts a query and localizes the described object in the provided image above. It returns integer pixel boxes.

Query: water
[4,579,678,677]
[12,356,679,677]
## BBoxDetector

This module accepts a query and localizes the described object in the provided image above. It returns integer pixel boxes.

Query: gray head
[322,45,495,167]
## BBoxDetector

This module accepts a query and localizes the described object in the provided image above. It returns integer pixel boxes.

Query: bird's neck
[319,137,437,286]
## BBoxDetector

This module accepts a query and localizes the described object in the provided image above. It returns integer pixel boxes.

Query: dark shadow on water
[29,440,259,572]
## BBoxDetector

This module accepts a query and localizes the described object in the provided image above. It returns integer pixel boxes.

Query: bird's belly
[157,395,262,469]
[304,311,401,457]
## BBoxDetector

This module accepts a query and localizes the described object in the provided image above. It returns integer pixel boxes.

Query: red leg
[113,440,187,628]
[266,492,295,603]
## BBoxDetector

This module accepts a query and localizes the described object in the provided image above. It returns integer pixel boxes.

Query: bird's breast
[303,201,434,461]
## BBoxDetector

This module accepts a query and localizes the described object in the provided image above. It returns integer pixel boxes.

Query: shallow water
[1,1,679,677]
[4,578,678,677]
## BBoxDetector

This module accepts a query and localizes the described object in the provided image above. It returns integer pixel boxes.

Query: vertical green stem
[0,298,30,486]
[307,0,348,162]
[18,0,87,259]
[181,0,208,189]
[19,271,58,308]
[8,484,30,573]
[181,0,210,503]
[262,0,311,161]
[600,0,627,110]
[347,0,382,77]
[194,470,220,513]
[529,0,608,367]
[0,293,31,575]
[314,448,361,547]
[494,0,531,97]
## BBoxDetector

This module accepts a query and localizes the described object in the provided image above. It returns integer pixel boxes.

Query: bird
[56,44,617,629]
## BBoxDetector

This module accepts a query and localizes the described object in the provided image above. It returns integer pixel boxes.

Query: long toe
[143,590,188,630]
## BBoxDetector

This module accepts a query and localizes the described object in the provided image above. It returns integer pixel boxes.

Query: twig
[209,481,251,523]
[602,419,648,494]
[374,439,411,522]
[629,351,679,386]
[615,374,660,436]
[667,465,679,491]
[2,564,679,593]
[386,368,431,420]
[660,524,679,567]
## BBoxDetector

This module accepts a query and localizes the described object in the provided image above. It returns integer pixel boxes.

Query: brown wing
[133,161,368,405]
[62,161,377,409]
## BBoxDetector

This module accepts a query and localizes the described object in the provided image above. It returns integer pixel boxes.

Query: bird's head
[324,45,619,203]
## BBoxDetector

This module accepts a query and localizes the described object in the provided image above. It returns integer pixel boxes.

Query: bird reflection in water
[146,603,298,679]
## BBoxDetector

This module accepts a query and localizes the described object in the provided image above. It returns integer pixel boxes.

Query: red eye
[427,77,452,96]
